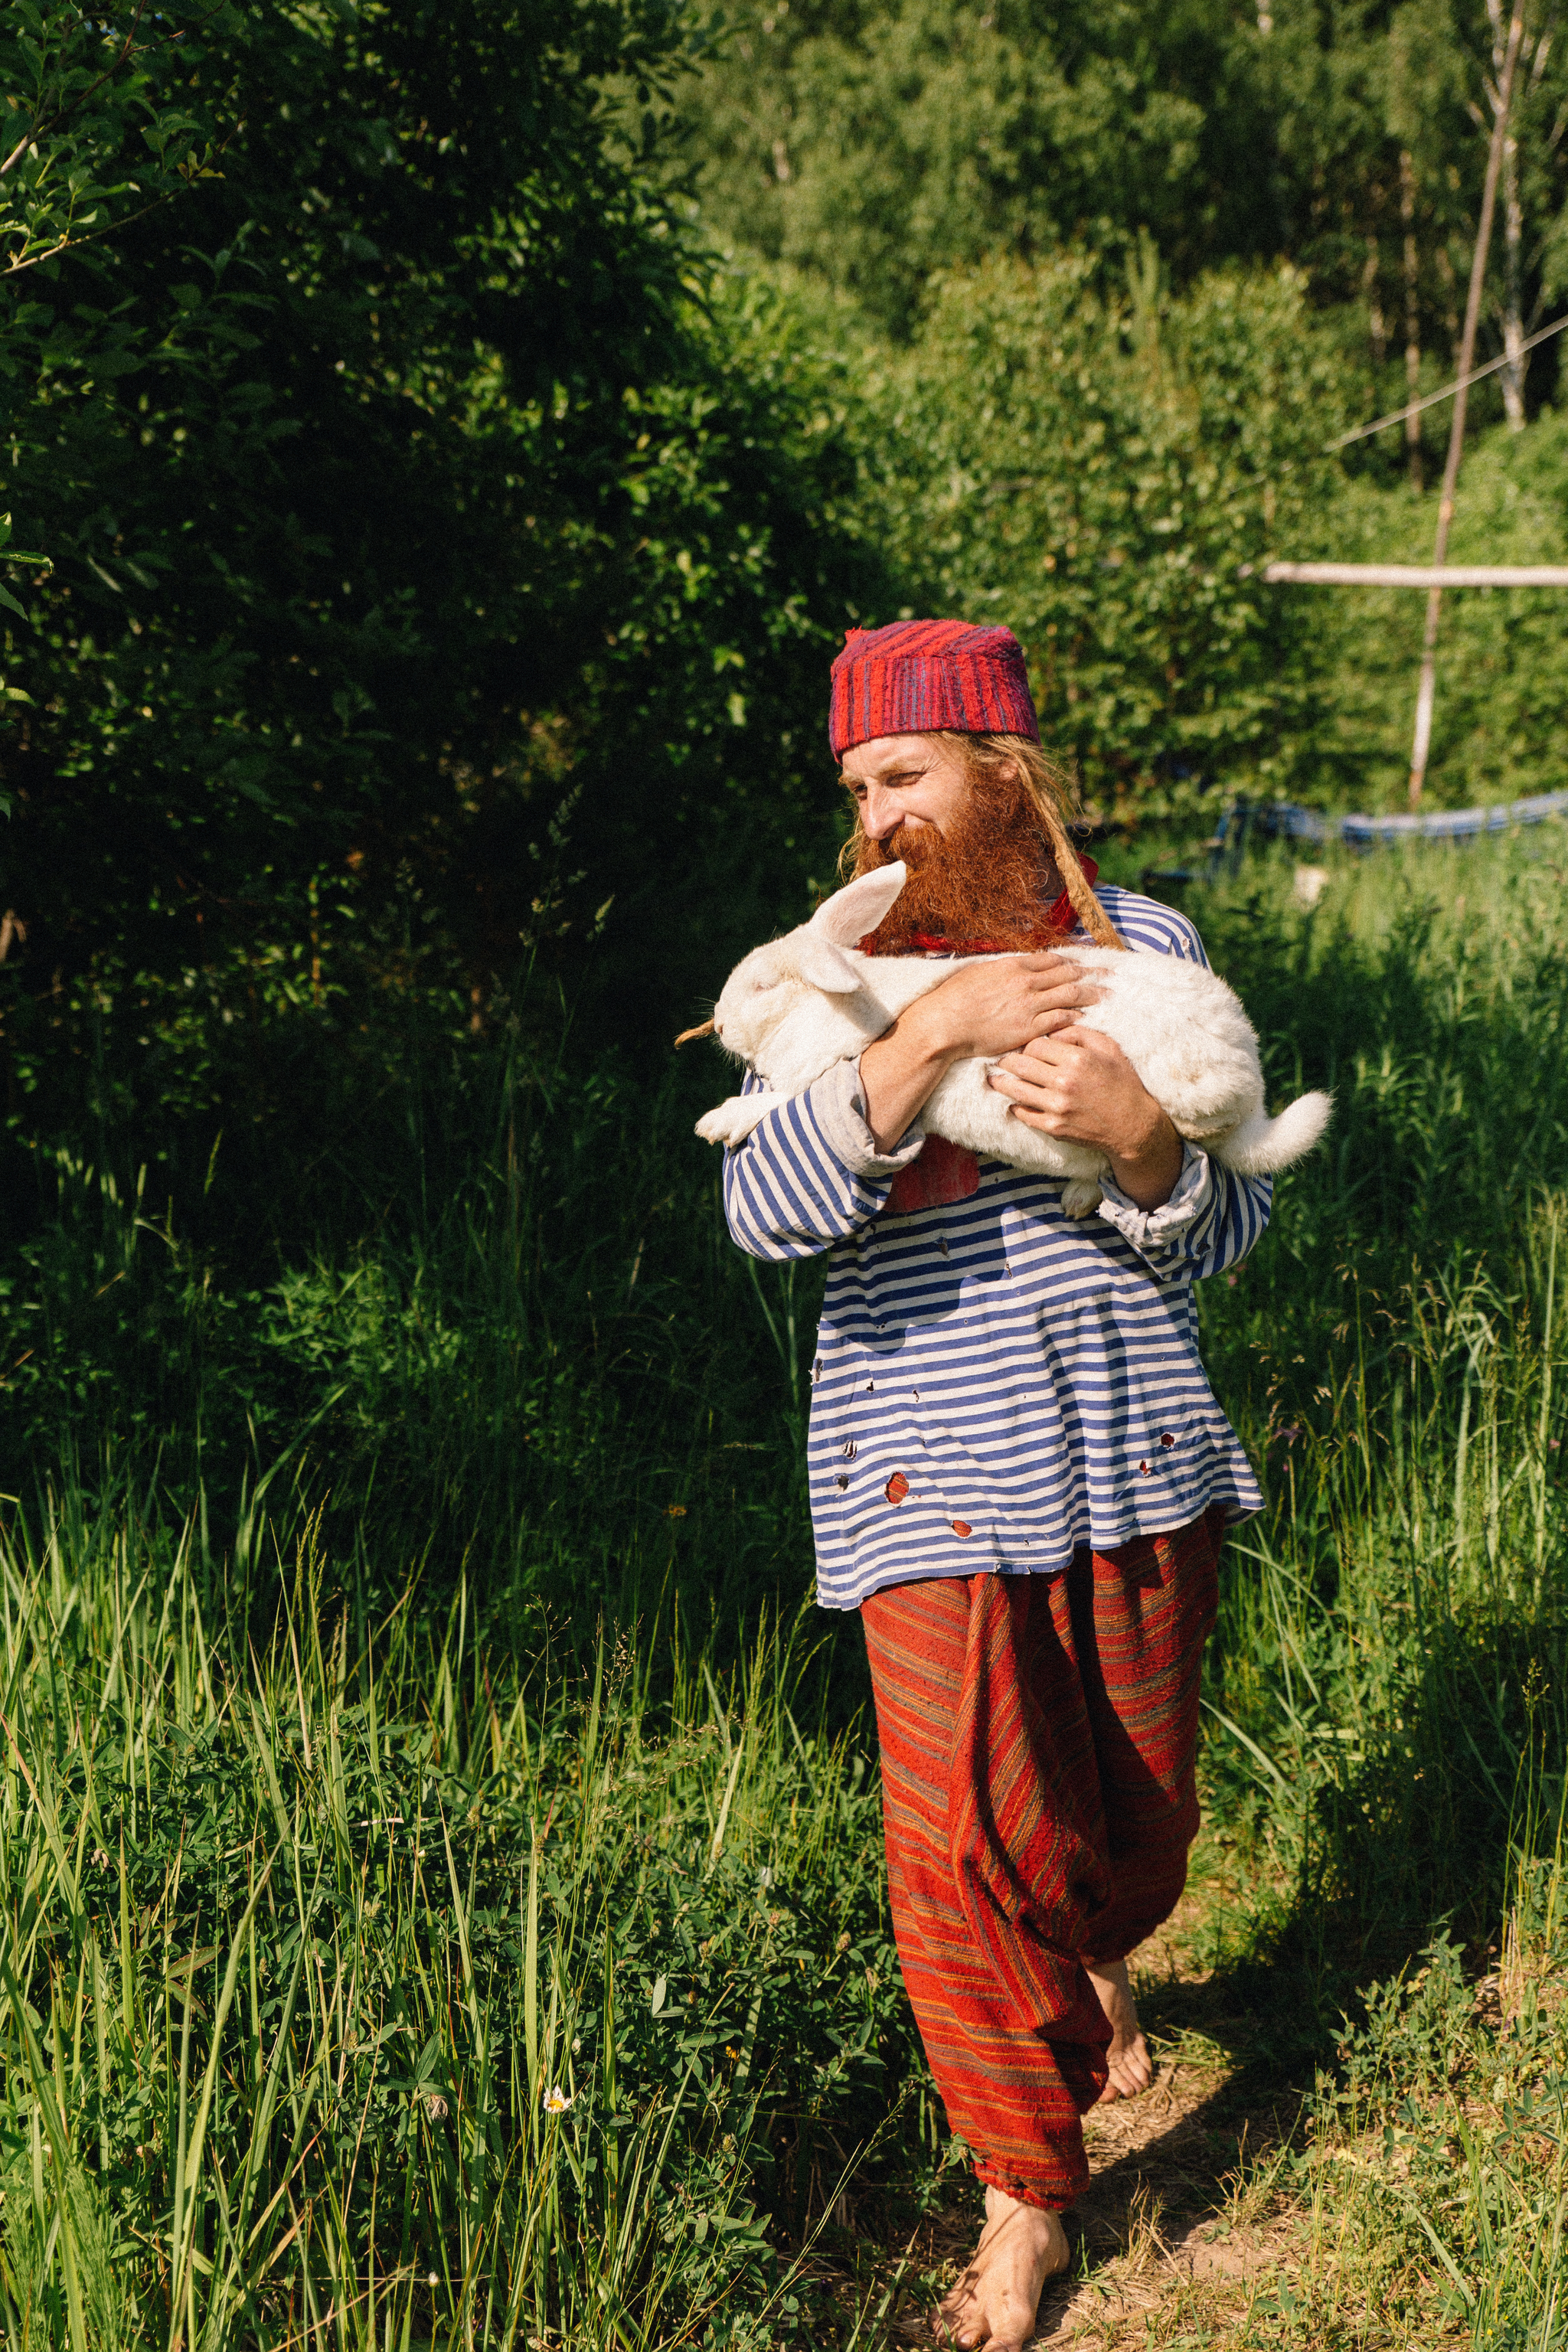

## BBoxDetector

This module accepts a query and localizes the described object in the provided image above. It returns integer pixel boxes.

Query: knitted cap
[828,619,1040,758]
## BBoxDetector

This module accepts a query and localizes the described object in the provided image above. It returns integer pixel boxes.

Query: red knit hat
[828,619,1040,758]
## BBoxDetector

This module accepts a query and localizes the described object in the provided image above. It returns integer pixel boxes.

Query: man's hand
[912,952,1103,1063]
[859,955,1102,1153]
[988,1028,1184,1210]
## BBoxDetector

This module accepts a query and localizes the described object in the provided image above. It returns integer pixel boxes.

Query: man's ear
[795,933,861,993]
[812,863,907,948]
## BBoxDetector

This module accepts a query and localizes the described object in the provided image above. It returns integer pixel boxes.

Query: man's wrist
[859,1003,962,1153]
[1106,1109,1184,1210]
[862,1014,956,1087]
[896,988,965,1066]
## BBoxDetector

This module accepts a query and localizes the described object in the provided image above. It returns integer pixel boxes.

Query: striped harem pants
[860,1506,1224,2210]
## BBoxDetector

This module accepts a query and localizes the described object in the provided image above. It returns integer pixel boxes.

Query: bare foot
[933,2185,1070,2349]
[1083,1954,1155,2102]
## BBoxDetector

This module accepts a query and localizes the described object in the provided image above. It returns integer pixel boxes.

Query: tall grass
[1172,836,1568,1979]
[0,1498,935,2350]
[4,828,1568,2341]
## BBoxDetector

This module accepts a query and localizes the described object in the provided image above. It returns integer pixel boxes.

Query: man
[721,620,1267,2350]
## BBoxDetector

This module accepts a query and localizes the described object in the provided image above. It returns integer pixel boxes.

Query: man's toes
[1101,2036,1155,2099]
[933,2289,981,2346]
[977,2291,1039,2350]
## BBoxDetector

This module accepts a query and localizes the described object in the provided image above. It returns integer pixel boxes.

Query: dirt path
[882,1877,1307,2347]
[1040,1891,1301,2343]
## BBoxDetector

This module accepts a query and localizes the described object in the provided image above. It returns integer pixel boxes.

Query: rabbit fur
[694,863,1331,1216]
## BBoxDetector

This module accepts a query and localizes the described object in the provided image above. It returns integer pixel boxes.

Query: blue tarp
[1263,789,1568,847]
[1141,787,1568,891]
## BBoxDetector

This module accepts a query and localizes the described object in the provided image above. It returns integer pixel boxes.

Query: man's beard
[853,767,1060,955]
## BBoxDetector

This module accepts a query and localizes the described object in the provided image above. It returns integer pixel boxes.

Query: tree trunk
[1400,151,1423,490]
[1409,2,1526,805]
[1489,0,1529,426]
[1364,235,1387,364]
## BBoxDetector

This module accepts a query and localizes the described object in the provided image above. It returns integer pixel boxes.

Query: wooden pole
[1408,0,1525,806]
[1264,560,1568,587]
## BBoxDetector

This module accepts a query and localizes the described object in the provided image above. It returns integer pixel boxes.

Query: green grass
[5,828,1568,2343]
[0,1501,942,2350]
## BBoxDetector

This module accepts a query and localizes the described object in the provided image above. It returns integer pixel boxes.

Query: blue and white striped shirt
[721,885,1269,1609]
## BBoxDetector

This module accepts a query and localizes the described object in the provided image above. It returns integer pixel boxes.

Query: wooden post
[1408,0,1525,806]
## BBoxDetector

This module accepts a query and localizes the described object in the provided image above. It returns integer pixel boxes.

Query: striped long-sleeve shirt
[721,884,1269,1610]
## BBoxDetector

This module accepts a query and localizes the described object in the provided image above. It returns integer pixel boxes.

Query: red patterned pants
[860,1508,1224,2210]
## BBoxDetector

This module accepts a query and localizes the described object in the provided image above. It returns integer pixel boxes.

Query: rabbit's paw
[1060,1178,1104,1219]
[695,1096,774,1147]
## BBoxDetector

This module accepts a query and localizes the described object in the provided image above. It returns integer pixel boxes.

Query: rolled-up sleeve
[722,1061,926,1262]
[1096,1145,1272,1282]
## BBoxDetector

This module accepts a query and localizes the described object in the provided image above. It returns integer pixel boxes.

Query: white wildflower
[543,2083,573,2115]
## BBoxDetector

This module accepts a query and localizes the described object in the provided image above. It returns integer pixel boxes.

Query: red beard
[854,768,1061,956]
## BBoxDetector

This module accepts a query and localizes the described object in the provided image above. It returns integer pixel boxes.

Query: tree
[1,2,238,720]
[864,253,1350,815]
[0,0,893,1204]
[1,2,230,283]
[679,0,1568,430]
[677,0,1284,339]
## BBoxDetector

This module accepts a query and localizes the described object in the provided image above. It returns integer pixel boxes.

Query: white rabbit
[692,864,1331,1216]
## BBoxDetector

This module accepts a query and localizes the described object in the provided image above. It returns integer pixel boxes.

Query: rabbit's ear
[796,932,861,994]
[812,863,906,948]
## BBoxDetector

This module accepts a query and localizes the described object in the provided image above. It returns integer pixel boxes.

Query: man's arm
[720,1062,926,1263]
[858,953,1109,1151]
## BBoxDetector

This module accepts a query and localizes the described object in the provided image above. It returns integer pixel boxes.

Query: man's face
[840,734,972,844]
[844,733,1054,954]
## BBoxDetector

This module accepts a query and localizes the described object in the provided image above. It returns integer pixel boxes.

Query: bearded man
[720,620,1267,2350]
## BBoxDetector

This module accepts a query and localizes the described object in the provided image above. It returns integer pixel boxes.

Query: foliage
[1251,408,1568,805]
[858,254,1351,818]
[0,2,888,1076]
[679,0,1568,384]
[0,979,826,1626]
[0,2,233,285]
[677,0,1280,341]
[4,835,1568,2338]
[1278,1877,1568,2343]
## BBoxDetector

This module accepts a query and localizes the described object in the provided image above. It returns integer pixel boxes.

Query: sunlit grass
[0,1504,933,2350]
[5,829,1568,2342]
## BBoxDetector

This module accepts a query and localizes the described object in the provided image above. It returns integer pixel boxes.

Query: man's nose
[861,785,906,839]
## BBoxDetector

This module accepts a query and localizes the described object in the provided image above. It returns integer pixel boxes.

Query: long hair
[837,732,1125,952]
